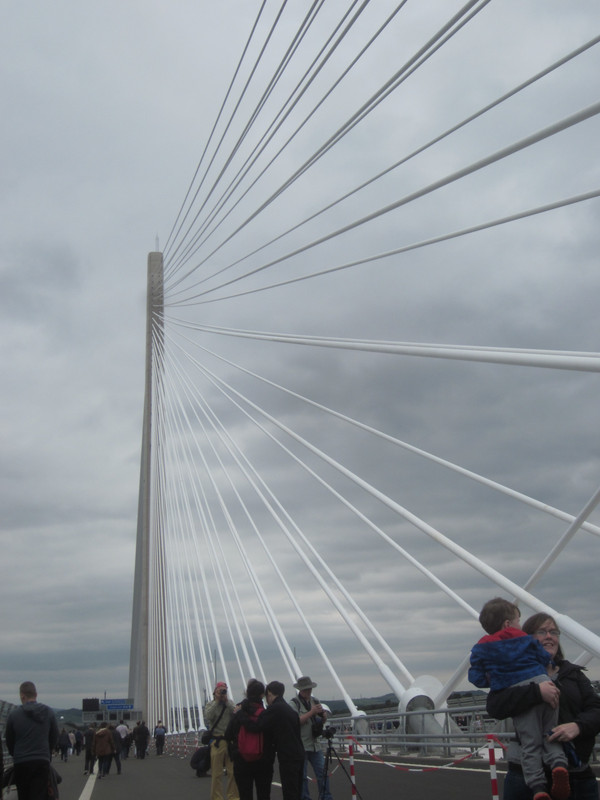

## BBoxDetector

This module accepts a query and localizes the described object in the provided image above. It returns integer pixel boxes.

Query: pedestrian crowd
[200,674,333,800]
[1,675,335,800]
[1,680,172,800]
[5,647,600,800]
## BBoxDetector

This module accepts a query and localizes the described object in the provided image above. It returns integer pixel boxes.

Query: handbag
[190,745,210,774]
[2,766,14,789]
[47,766,62,799]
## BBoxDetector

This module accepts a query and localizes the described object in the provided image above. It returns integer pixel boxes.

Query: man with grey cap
[289,676,333,800]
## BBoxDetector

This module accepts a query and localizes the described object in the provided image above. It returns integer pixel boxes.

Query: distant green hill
[323,690,488,715]
[51,688,492,727]
[52,708,83,727]
[323,693,397,715]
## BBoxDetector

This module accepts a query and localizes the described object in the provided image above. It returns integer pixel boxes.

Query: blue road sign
[100,699,133,708]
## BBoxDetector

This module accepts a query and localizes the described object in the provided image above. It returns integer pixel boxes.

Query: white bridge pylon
[128,2,600,732]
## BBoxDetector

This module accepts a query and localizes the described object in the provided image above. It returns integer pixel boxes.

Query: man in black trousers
[242,680,305,800]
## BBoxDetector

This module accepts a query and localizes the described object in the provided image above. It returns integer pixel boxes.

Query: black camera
[323,726,336,739]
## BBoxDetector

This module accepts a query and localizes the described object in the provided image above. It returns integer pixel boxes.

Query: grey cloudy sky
[1,1,599,712]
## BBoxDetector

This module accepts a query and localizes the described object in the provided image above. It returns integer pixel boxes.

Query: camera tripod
[319,732,365,800]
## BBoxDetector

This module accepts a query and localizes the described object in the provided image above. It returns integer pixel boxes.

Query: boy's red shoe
[533,792,551,800]
[550,766,570,800]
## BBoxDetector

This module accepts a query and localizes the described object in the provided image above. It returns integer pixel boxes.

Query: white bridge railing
[160,704,600,771]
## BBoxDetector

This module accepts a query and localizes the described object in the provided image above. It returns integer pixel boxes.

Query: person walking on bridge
[83,722,96,775]
[116,719,130,759]
[153,720,166,755]
[133,720,150,758]
[57,729,70,762]
[93,720,115,779]
[4,680,59,800]
[109,724,122,775]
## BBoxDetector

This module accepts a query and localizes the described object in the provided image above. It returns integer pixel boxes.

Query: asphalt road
[45,746,508,800]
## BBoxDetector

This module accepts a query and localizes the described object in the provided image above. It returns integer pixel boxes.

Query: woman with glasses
[487,613,600,800]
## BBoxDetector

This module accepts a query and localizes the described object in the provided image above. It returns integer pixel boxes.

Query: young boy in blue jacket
[469,597,569,800]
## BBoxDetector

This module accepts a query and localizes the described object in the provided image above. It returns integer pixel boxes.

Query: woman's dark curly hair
[522,613,564,662]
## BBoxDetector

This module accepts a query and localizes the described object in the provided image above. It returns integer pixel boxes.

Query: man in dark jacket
[133,720,150,759]
[5,681,59,800]
[242,681,304,800]
[83,723,96,775]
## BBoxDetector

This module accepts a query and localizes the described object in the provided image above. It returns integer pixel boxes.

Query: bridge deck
[50,746,510,800]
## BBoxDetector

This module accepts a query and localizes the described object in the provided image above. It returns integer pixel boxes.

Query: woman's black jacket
[486,659,600,766]
[240,696,304,763]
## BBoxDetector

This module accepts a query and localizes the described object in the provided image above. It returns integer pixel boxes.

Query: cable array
[141,1,600,728]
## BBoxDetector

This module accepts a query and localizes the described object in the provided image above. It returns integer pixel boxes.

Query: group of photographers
[204,674,334,800]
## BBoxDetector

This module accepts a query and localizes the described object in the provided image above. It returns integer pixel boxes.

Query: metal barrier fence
[1,700,596,768]
[1,698,17,769]
[157,703,599,765]
[324,704,508,758]
[322,704,599,763]
[158,704,513,762]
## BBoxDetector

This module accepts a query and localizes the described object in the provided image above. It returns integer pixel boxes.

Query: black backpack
[190,745,210,776]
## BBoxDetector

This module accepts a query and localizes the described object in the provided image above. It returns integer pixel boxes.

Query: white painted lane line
[78,772,97,800]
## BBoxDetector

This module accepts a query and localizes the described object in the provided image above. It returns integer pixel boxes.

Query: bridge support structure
[129,252,165,722]
[400,675,462,747]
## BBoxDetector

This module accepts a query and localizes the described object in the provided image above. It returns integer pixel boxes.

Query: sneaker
[551,766,570,800]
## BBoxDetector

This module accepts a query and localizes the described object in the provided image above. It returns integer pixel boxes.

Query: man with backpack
[225,679,273,800]
[290,676,333,800]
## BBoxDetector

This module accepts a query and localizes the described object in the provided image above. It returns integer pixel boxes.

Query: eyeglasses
[533,628,560,638]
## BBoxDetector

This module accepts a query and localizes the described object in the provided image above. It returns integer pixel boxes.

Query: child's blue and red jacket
[468,626,553,691]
